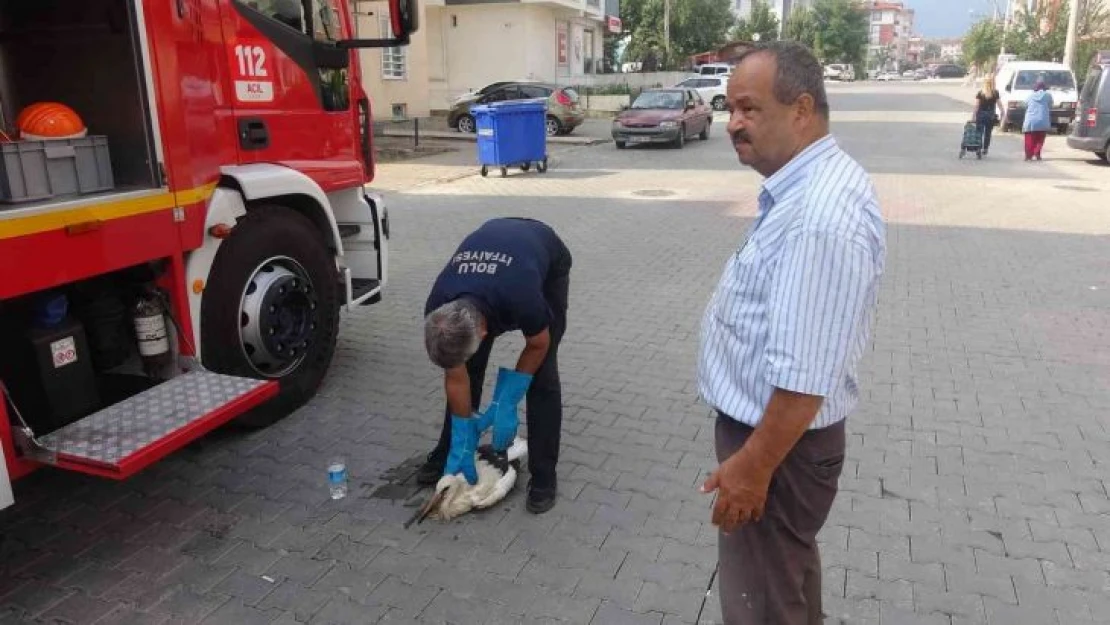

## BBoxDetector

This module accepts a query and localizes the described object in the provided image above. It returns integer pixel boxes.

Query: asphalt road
[1,81,1108,625]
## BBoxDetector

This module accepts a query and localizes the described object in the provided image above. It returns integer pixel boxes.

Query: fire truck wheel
[201,205,340,428]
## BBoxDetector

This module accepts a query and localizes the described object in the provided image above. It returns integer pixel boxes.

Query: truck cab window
[243,0,307,33]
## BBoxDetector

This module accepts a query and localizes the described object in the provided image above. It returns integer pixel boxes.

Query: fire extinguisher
[132,288,173,378]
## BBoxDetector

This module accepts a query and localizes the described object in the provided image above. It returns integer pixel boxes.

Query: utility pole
[663,0,670,57]
[1064,0,1081,69]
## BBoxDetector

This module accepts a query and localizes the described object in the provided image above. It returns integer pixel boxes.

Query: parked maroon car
[612,88,713,149]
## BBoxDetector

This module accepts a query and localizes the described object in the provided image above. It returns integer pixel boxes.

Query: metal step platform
[30,370,277,479]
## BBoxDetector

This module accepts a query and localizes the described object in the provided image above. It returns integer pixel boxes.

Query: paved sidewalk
[0,83,1107,625]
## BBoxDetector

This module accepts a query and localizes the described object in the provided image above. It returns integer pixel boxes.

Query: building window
[380,13,406,80]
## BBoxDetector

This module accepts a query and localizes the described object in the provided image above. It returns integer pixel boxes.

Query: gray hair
[738,41,830,119]
[424,299,482,369]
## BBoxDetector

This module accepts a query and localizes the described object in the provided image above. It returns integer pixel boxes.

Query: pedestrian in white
[698,41,887,624]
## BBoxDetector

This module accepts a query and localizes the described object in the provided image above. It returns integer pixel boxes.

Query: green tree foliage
[869,43,895,70]
[732,0,780,42]
[1002,1,1067,62]
[674,0,736,55]
[783,6,818,50]
[603,32,622,72]
[810,0,869,67]
[924,42,941,61]
[961,18,1002,73]
[622,0,735,68]
[1073,0,1110,81]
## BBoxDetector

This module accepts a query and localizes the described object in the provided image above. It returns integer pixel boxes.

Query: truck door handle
[238,118,270,150]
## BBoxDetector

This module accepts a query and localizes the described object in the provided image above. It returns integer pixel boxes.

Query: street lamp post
[1063,0,1081,69]
[663,0,670,57]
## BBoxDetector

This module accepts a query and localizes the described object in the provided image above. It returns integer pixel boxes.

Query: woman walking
[1023,80,1053,161]
[974,76,1003,155]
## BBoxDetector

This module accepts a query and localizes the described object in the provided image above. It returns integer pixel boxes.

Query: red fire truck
[0,0,418,510]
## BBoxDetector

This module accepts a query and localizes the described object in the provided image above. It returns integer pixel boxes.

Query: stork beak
[404,489,447,529]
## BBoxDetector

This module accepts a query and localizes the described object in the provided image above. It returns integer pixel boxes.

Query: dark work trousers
[976,110,995,152]
[429,245,571,490]
[714,413,846,625]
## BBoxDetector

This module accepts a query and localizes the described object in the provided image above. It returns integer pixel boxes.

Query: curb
[380,129,610,147]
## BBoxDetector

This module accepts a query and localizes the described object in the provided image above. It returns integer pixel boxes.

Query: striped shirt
[697,134,886,429]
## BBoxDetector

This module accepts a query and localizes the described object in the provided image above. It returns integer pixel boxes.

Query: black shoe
[526,479,557,514]
[415,456,444,486]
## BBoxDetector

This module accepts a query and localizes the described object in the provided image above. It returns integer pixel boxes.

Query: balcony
[519,0,604,14]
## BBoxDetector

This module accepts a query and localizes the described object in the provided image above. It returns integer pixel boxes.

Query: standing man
[417,217,571,515]
[698,42,886,624]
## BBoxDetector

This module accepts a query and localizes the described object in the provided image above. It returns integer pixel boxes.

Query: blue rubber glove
[443,414,479,485]
[476,408,494,435]
[490,367,533,451]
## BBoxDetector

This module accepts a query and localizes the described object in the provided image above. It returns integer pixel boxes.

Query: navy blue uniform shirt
[425,218,561,337]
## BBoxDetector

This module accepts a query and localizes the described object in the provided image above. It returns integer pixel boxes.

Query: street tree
[962,18,1003,74]
[621,0,734,68]
[1002,1,1067,62]
[673,0,735,56]
[1072,0,1110,77]
[869,43,895,71]
[924,42,941,61]
[811,0,869,68]
[783,6,818,50]
[732,0,780,42]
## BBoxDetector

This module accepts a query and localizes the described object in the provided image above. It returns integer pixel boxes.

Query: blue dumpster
[471,99,549,177]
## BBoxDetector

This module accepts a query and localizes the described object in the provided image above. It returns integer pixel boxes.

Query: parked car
[1067,50,1110,161]
[995,61,1078,134]
[929,64,967,79]
[824,63,854,80]
[612,88,712,149]
[447,81,583,136]
[695,63,732,77]
[674,76,728,111]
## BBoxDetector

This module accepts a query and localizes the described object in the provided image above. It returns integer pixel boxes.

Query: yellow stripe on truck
[0,183,216,241]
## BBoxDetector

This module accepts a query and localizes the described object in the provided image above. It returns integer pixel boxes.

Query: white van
[824,64,854,81]
[696,63,732,77]
[994,61,1078,134]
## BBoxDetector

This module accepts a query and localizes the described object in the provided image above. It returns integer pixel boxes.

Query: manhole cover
[1054,184,1099,192]
[633,189,676,197]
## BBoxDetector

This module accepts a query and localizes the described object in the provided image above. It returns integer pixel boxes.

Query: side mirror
[338,0,420,49]
[620,104,630,111]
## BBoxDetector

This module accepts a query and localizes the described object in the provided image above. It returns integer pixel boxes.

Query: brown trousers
[715,413,846,625]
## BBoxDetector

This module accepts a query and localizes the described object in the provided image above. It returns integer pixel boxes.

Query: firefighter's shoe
[415,456,444,486]
[526,478,557,514]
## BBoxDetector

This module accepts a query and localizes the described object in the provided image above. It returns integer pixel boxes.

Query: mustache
[731,129,752,144]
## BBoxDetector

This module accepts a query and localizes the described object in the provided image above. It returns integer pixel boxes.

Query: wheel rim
[546,118,559,136]
[459,116,475,133]
[239,256,317,378]
[713,98,726,111]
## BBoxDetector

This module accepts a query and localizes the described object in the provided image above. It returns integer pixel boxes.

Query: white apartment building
[355,0,610,115]
[868,1,915,64]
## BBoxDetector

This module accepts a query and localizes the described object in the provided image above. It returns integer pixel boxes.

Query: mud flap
[0,444,12,510]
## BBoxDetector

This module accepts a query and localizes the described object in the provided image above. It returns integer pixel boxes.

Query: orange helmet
[17,102,87,140]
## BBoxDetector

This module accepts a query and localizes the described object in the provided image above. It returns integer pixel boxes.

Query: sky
[910,0,1001,39]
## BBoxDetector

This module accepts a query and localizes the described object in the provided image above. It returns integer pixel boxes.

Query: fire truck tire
[200,205,340,428]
